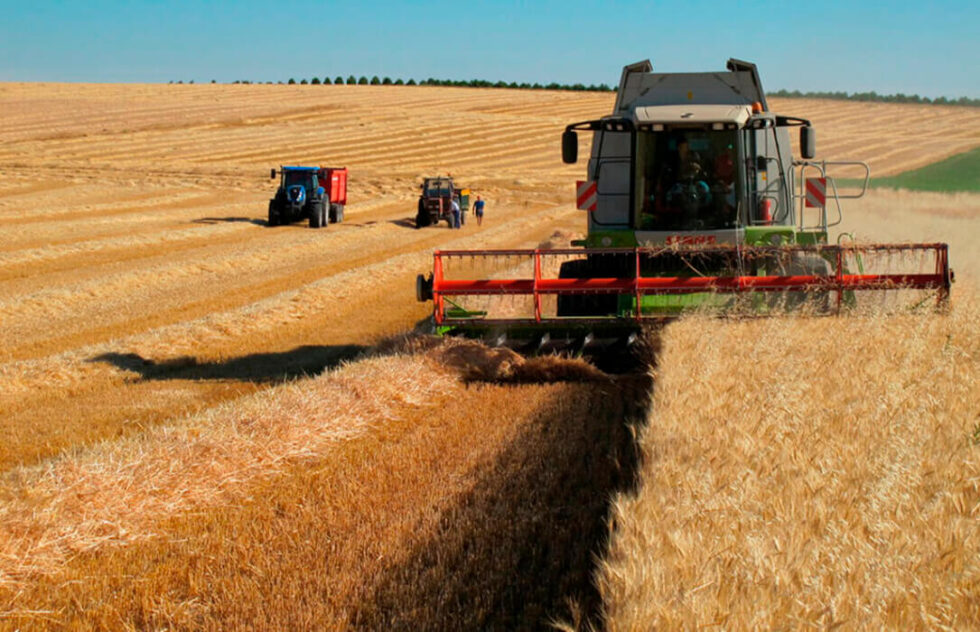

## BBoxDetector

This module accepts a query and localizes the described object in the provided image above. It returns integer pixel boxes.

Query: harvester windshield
[636,128,739,231]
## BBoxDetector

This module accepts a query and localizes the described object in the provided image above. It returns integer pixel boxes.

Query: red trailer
[318,167,347,223]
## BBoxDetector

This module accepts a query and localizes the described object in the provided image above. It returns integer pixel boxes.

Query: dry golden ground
[1,344,652,630]
[1,83,978,629]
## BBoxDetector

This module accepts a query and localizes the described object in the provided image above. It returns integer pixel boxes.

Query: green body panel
[579,227,828,249]
[581,231,639,248]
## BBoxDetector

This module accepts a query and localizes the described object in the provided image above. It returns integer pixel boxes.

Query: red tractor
[416,177,470,228]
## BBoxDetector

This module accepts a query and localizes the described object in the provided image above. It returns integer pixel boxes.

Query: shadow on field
[388,217,418,229]
[192,216,267,226]
[350,367,656,630]
[89,344,365,383]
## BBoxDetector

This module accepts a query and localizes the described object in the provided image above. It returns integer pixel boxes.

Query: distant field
[0,83,978,629]
[867,146,980,192]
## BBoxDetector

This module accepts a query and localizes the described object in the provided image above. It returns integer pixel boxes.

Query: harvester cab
[416,177,470,228]
[561,60,833,251]
[415,59,952,355]
[268,166,348,228]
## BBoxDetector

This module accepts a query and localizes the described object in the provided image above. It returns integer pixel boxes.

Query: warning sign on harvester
[576,180,597,211]
[805,177,827,208]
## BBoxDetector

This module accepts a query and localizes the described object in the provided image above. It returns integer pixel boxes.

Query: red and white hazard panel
[576,180,597,211]
[805,177,827,208]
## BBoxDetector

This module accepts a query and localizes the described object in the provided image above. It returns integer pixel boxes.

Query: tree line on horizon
[768,88,978,107]
[165,77,979,106]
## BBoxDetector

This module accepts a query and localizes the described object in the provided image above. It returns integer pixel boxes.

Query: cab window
[635,129,739,231]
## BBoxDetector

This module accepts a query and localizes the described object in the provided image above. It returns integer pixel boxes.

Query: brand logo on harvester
[665,235,717,246]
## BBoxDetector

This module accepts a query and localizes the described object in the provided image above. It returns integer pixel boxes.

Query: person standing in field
[473,195,485,226]
[450,196,461,229]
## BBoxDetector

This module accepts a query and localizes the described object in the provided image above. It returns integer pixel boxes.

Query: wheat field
[0,83,978,629]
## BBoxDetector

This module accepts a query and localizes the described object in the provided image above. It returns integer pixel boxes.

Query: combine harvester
[415,59,953,355]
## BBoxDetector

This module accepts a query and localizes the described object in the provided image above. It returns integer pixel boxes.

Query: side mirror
[562,130,578,164]
[270,168,277,179]
[800,126,816,159]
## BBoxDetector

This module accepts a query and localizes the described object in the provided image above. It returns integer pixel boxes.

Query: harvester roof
[633,104,752,127]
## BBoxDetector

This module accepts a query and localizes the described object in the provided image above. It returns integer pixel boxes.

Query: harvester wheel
[416,273,433,302]
[779,253,832,313]
[556,259,618,317]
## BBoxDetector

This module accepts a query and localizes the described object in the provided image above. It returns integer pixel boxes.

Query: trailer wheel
[329,203,344,223]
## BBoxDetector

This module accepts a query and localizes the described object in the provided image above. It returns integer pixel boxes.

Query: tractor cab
[282,167,320,194]
[422,177,454,198]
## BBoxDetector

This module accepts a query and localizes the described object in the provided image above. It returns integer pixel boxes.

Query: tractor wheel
[310,203,324,228]
[267,202,279,227]
[415,211,430,228]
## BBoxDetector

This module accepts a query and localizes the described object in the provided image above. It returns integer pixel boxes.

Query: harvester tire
[557,259,618,317]
[780,253,832,313]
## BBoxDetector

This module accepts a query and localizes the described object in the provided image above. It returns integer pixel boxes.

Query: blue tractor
[268,166,348,228]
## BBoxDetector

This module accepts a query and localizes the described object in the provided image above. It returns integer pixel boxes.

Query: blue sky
[0,0,977,98]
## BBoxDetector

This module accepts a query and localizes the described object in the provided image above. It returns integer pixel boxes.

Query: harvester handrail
[793,160,870,231]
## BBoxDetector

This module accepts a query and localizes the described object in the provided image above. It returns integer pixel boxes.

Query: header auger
[415,59,952,355]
